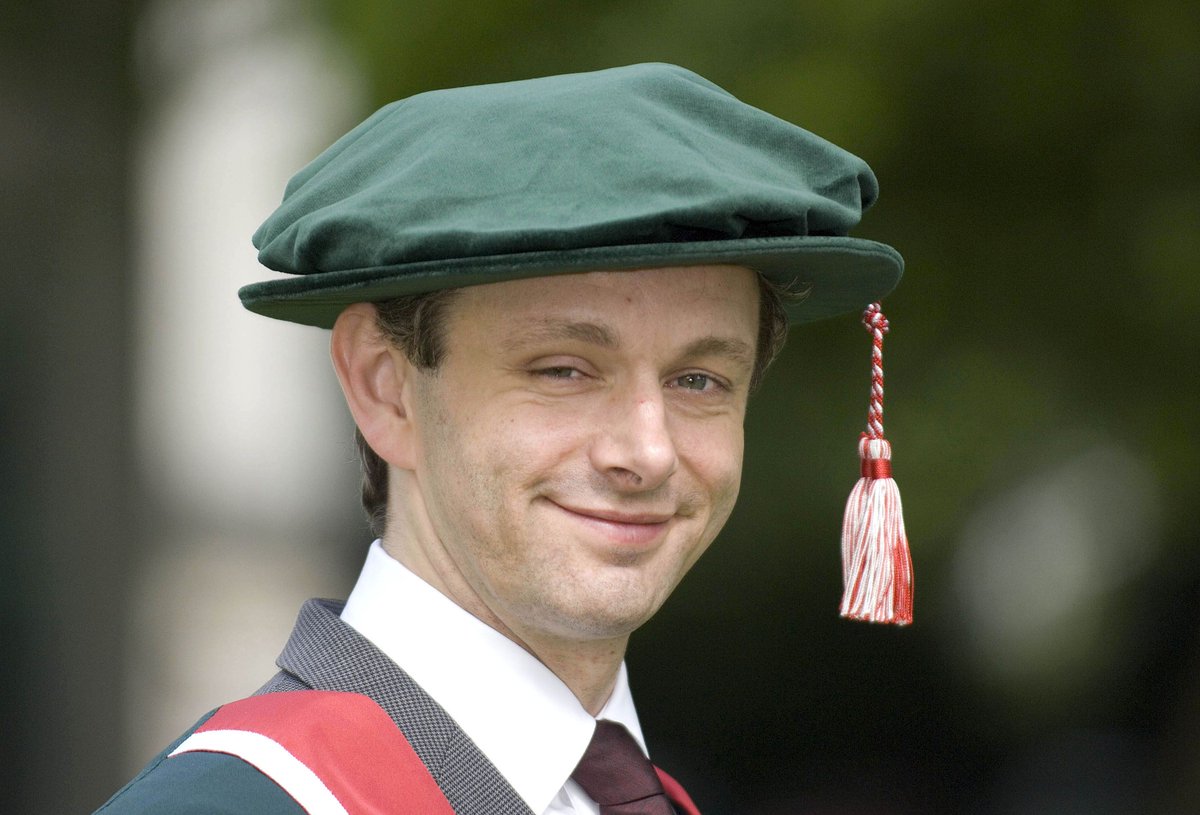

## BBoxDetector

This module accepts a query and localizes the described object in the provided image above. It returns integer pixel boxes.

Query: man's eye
[537,366,580,380]
[675,373,713,391]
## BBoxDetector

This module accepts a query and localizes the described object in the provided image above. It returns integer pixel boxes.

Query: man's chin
[530,589,670,644]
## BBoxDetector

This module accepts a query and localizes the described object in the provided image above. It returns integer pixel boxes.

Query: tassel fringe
[840,438,913,624]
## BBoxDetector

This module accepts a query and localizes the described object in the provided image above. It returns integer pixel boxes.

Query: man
[96,63,903,814]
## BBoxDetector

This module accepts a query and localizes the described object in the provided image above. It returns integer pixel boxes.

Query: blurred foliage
[302,0,1200,812]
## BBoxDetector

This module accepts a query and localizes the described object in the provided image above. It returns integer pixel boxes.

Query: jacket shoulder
[93,712,303,815]
[94,690,454,815]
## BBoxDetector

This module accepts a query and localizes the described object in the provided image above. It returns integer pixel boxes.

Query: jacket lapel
[264,599,535,815]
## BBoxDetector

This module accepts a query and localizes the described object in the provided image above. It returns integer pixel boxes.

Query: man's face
[399,265,760,648]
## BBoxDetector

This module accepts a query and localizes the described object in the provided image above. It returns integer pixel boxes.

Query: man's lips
[547,500,674,546]
[557,504,674,524]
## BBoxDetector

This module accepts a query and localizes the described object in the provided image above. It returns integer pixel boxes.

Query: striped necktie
[571,720,675,815]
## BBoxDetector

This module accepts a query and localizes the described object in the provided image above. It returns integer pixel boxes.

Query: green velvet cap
[242,63,902,327]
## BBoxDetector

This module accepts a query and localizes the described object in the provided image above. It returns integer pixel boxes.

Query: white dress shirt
[340,540,649,815]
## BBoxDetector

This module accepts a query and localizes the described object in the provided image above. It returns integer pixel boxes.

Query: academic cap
[241,62,901,327]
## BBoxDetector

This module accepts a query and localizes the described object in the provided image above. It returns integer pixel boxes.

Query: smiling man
[96,64,903,815]
[334,266,759,723]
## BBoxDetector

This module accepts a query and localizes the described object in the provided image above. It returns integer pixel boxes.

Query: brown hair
[354,273,798,537]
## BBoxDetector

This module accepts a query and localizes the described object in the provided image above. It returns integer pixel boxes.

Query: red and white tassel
[839,303,913,625]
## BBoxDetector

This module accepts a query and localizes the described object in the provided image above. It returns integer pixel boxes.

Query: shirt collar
[340,540,647,814]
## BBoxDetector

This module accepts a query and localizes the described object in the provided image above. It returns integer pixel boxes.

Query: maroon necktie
[570,720,675,815]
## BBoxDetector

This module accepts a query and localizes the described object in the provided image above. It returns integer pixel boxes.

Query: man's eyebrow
[499,319,619,352]
[678,336,756,370]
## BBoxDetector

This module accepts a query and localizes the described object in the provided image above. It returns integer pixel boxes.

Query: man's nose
[588,384,678,491]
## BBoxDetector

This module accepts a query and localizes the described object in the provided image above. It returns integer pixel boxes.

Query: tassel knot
[839,304,913,625]
[863,302,889,335]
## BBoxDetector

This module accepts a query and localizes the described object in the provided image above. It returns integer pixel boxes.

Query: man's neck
[381,536,628,715]
[503,626,629,716]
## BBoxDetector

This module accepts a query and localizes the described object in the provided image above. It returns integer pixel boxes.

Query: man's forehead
[493,319,756,367]
[456,265,757,319]
[444,265,761,358]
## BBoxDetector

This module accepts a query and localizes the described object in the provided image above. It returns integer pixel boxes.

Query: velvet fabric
[242,63,902,328]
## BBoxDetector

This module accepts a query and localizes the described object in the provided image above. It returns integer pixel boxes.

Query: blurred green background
[3,1,1198,813]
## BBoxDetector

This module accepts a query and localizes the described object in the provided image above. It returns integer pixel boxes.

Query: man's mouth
[547,500,674,547]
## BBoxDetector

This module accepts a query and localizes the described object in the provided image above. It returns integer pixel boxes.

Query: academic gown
[94,599,698,815]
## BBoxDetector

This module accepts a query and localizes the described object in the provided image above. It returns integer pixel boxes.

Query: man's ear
[330,303,418,470]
